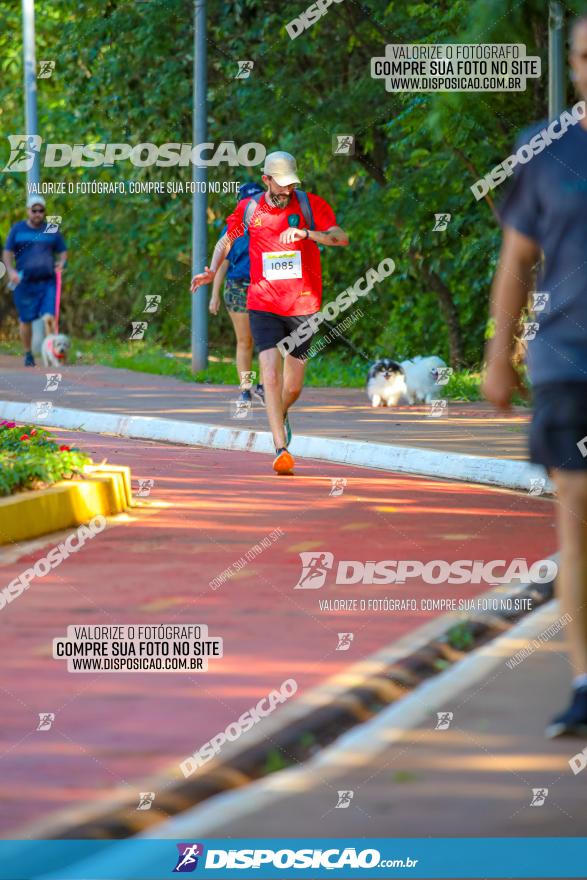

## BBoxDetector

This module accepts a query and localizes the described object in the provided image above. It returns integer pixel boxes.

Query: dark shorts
[529,382,587,471]
[13,278,56,323]
[223,278,248,314]
[248,309,315,359]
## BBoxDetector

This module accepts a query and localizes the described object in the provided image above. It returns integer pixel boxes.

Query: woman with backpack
[209,182,265,406]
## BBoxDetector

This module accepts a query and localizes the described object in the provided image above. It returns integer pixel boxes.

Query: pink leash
[55,268,62,333]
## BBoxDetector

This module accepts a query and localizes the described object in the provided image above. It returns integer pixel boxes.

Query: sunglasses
[30,207,45,213]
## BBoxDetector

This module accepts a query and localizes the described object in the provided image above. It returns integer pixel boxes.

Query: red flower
[30,429,37,436]
[20,434,29,441]
[3,421,16,429]
[59,445,70,452]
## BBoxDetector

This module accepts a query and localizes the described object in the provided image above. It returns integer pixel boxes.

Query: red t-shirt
[225,191,337,316]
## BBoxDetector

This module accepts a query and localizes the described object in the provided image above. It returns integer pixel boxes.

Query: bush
[0,422,91,497]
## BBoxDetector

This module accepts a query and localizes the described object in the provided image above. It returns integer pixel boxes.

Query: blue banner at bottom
[0,838,585,879]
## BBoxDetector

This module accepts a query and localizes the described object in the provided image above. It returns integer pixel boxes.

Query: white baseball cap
[263,151,301,187]
[27,194,46,208]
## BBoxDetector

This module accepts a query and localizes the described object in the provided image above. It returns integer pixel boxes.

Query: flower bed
[0,421,91,497]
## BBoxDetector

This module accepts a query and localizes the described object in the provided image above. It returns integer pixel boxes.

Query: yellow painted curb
[84,464,133,509]
[0,466,132,546]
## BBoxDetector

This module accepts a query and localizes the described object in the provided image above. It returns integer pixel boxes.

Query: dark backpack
[243,190,315,231]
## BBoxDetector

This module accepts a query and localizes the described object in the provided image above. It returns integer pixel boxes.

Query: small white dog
[366,355,448,406]
[41,333,71,368]
[366,358,407,407]
[400,355,447,404]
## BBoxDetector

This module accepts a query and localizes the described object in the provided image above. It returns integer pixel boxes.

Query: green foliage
[0,421,90,496]
[392,770,418,783]
[445,621,475,651]
[0,0,581,367]
[444,370,482,401]
[433,658,451,671]
[262,748,290,775]
[298,732,317,750]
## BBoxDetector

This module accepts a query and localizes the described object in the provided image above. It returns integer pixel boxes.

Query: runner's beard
[269,191,291,208]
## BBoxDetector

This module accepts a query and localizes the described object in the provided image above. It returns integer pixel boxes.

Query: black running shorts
[529,382,587,471]
[248,309,316,359]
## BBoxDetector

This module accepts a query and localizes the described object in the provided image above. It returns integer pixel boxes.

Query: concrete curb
[0,400,552,493]
[0,465,132,546]
[145,600,560,842]
[13,568,556,840]
[31,602,560,880]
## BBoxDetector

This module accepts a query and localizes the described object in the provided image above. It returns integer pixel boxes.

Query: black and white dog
[366,359,406,407]
[367,355,448,406]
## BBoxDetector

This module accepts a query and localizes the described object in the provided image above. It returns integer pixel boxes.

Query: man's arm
[309,225,348,247]
[279,225,349,246]
[191,232,232,291]
[2,249,19,285]
[56,250,67,270]
[482,226,541,409]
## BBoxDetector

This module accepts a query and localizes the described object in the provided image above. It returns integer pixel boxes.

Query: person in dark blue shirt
[3,196,67,366]
[483,13,587,738]
[209,182,264,405]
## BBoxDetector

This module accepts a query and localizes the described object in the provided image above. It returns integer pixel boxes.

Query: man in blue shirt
[3,196,67,366]
[483,14,587,738]
[209,182,265,405]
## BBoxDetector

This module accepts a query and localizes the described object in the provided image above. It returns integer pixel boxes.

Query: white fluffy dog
[41,333,71,368]
[400,355,448,404]
[367,355,448,406]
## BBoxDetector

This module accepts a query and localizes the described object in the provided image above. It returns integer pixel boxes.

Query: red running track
[0,431,555,834]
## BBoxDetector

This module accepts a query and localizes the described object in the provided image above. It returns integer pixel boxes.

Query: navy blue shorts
[529,383,587,471]
[12,278,56,323]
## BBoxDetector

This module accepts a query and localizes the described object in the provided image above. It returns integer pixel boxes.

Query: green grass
[0,338,490,400]
[73,339,373,388]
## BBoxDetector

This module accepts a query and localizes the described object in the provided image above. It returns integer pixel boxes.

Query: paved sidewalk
[172,618,584,841]
[0,429,554,836]
[0,354,529,459]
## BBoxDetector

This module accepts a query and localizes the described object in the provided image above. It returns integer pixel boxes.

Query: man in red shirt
[191,151,349,474]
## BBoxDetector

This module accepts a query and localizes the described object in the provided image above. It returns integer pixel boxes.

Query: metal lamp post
[548,1,565,120]
[191,0,208,372]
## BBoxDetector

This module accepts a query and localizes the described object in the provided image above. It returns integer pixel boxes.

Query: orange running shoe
[273,447,295,475]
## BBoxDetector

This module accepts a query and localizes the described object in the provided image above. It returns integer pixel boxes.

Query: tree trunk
[409,250,464,369]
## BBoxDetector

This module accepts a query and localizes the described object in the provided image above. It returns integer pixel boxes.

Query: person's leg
[40,279,57,336]
[256,350,264,389]
[551,470,587,676]
[530,385,587,735]
[13,283,33,355]
[227,310,254,385]
[43,313,56,336]
[259,348,286,449]
[249,311,295,471]
[282,353,306,413]
[19,321,32,352]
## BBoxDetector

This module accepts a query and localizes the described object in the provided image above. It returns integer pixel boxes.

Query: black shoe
[239,389,252,403]
[24,351,35,367]
[253,384,265,406]
[545,686,587,738]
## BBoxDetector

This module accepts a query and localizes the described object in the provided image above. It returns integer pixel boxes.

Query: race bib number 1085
[262,250,302,280]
